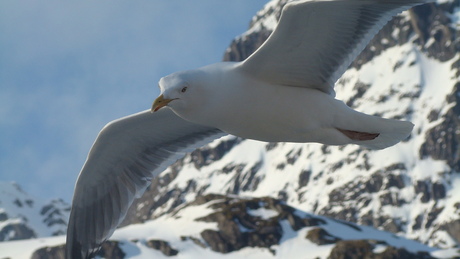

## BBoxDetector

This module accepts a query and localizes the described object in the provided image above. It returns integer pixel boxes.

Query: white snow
[247,207,279,219]
[431,247,460,259]
[0,236,65,259]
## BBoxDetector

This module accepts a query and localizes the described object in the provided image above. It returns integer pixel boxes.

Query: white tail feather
[332,101,414,149]
[355,120,414,149]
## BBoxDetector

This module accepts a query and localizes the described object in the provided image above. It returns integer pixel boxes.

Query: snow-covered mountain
[1,0,460,258]
[0,181,69,241]
[121,0,460,250]
[2,193,458,258]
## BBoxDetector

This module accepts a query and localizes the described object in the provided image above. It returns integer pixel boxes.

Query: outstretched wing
[66,109,225,259]
[239,0,428,96]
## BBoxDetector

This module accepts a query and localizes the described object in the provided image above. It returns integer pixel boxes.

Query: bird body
[66,0,430,258]
[164,62,412,148]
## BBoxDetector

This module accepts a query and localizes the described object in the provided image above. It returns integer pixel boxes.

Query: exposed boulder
[0,222,36,241]
[328,240,375,259]
[30,241,125,259]
[193,194,326,253]
[146,239,179,256]
[31,244,65,259]
[328,240,435,259]
[305,227,341,245]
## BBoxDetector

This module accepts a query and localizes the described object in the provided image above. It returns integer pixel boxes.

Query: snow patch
[247,207,279,219]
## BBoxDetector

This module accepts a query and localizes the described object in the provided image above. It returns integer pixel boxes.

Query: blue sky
[0,1,268,202]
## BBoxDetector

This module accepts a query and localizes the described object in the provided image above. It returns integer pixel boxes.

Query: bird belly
[214,84,339,143]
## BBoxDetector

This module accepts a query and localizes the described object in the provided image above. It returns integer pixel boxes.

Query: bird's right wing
[65,109,225,259]
[238,0,429,96]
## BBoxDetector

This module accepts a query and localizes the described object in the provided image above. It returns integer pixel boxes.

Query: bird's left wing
[65,109,225,259]
[238,0,429,96]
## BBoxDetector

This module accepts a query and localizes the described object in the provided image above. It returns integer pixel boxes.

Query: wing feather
[239,0,429,96]
[65,109,225,258]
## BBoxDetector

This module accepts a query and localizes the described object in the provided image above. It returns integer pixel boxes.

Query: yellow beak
[151,94,175,113]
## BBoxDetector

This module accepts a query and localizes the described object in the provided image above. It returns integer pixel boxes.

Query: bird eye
[181,87,187,93]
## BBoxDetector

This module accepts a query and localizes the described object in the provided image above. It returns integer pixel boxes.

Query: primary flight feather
[66,0,430,258]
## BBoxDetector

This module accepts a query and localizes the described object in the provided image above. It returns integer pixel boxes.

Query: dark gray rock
[379,191,405,207]
[375,246,435,259]
[265,142,278,151]
[328,240,435,259]
[386,173,406,189]
[420,82,460,172]
[441,219,460,246]
[413,214,424,231]
[432,182,446,200]
[31,244,65,259]
[190,137,242,169]
[346,81,371,108]
[31,241,125,259]
[411,1,460,61]
[0,222,36,241]
[223,28,272,62]
[305,227,341,245]
[146,239,179,256]
[299,170,311,188]
[0,211,8,221]
[382,218,403,233]
[425,207,444,229]
[277,190,288,202]
[414,181,447,204]
[415,181,431,203]
[328,240,375,259]
[232,161,263,193]
[286,148,302,165]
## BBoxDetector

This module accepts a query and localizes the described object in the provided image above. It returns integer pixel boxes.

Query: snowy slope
[1,194,459,259]
[0,181,69,241]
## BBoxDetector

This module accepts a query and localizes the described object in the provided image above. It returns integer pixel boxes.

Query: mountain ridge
[0,181,69,242]
[5,192,453,259]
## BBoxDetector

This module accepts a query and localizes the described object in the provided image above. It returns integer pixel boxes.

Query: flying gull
[66,0,430,257]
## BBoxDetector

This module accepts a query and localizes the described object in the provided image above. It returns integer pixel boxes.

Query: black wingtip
[65,216,96,259]
[65,239,83,259]
[65,238,99,259]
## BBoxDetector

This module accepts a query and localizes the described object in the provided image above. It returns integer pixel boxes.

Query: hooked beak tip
[151,94,173,113]
[151,106,160,113]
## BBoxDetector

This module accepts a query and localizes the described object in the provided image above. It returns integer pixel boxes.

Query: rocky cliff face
[122,0,460,250]
[28,194,441,259]
[0,182,69,241]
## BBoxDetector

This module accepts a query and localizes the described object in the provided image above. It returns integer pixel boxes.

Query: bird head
[151,70,206,116]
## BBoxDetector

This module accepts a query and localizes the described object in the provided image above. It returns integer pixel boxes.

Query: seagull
[66,0,429,258]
